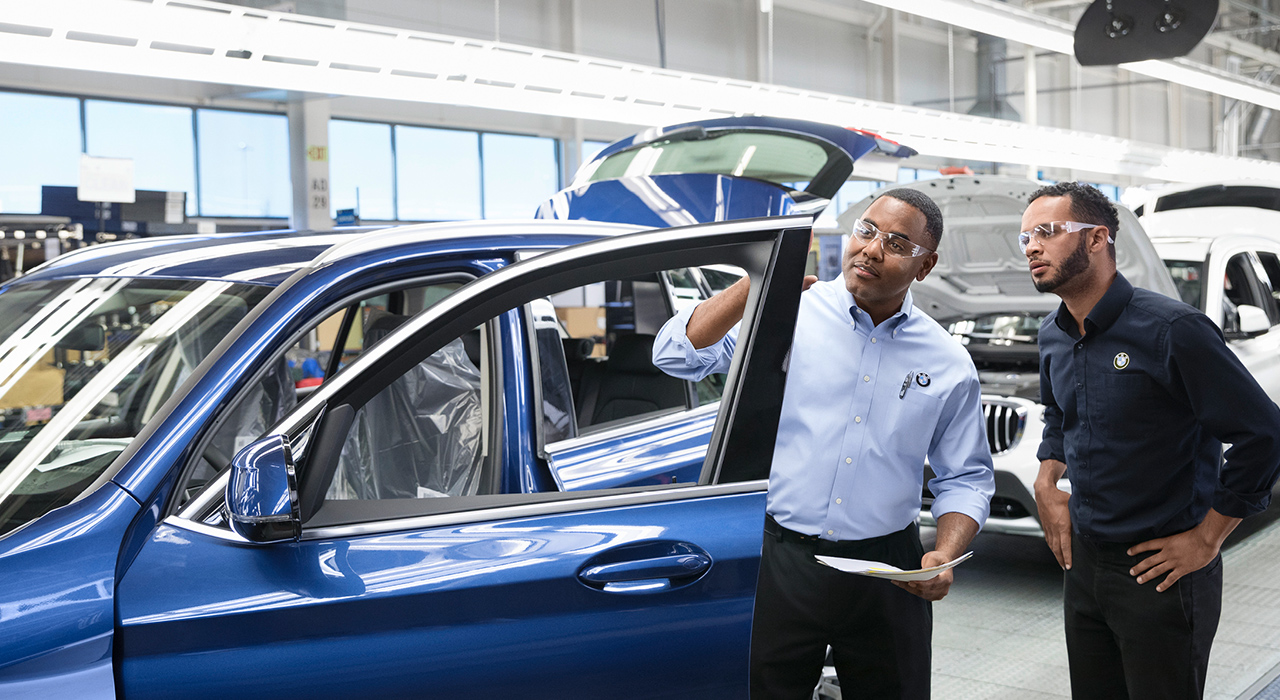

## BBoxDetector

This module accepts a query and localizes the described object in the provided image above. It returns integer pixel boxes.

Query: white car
[1141,214,1280,407]
[834,177,1181,537]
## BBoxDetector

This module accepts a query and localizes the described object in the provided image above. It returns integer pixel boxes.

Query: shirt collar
[1053,272,1133,337]
[840,281,914,328]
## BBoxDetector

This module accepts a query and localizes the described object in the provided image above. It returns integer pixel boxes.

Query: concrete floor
[923,506,1280,700]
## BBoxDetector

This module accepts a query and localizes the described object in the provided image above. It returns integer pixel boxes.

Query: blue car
[0,117,908,699]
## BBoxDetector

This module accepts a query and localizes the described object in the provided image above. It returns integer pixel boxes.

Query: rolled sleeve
[927,371,996,529]
[1168,314,1280,519]
[652,302,738,382]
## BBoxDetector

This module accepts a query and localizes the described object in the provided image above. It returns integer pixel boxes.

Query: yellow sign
[307,145,328,162]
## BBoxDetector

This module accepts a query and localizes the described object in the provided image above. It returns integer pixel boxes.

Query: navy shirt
[1037,273,1280,542]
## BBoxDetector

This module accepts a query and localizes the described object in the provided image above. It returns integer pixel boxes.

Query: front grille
[982,397,1028,455]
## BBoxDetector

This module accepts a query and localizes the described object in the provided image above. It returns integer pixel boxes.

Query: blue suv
[0,118,909,699]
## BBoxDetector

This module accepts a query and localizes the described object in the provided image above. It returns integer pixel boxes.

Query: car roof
[1141,207,1280,240]
[17,220,646,286]
[1150,233,1280,262]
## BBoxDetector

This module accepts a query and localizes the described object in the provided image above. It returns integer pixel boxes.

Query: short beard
[1034,234,1091,293]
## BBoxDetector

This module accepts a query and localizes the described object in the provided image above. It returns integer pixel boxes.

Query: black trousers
[749,516,932,700]
[1064,534,1223,700]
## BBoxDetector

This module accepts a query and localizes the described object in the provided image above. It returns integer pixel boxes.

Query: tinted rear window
[1154,185,1280,213]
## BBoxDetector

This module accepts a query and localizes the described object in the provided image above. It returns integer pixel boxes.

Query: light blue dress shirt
[653,278,995,541]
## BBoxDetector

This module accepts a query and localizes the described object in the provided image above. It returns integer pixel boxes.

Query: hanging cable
[655,0,667,68]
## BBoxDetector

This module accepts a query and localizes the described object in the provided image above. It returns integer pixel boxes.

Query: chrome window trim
[545,401,720,455]
[166,478,767,543]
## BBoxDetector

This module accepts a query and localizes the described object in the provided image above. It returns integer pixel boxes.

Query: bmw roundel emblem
[915,372,931,387]
[1113,352,1130,370]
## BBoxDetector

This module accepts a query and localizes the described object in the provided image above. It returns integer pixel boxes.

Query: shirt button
[845,457,852,464]
[871,338,878,344]
[828,530,834,535]
[1076,382,1083,389]
[863,375,870,382]
[836,498,843,504]
[855,416,862,423]
[1076,343,1083,350]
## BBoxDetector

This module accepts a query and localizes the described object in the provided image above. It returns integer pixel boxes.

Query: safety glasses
[851,219,935,259]
[1018,221,1114,254]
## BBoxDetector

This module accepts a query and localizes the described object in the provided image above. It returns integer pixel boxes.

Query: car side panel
[116,491,766,700]
[0,483,140,698]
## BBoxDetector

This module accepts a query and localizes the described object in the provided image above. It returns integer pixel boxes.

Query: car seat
[577,333,686,427]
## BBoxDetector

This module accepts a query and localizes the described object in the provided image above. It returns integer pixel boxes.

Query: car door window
[326,322,491,501]
[177,280,466,506]
[1252,252,1280,324]
[1223,253,1273,333]
[531,267,740,446]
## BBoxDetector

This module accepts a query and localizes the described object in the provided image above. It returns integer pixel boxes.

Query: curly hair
[1028,182,1120,252]
[877,188,944,247]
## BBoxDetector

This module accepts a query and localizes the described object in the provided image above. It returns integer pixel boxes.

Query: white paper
[815,551,974,582]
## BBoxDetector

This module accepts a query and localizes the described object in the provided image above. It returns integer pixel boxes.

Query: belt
[763,514,920,553]
[764,514,823,546]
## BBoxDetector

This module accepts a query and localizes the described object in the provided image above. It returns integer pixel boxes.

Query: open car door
[115,216,810,699]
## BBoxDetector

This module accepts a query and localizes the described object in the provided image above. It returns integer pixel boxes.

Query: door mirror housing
[226,435,301,544]
[1238,304,1271,337]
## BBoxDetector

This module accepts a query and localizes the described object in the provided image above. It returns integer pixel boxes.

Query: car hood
[836,176,1181,324]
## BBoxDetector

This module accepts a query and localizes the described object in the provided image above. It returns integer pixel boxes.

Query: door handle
[577,541,714,594]
[579,553,711,584]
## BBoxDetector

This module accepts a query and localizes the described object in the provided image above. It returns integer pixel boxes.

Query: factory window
[329,120,395,222]
[395,125,482,221]
[583,140,611,166]
[481,133,560,219]
[0,92,82,215]
[85,100,197,216]
[197,109,291,218]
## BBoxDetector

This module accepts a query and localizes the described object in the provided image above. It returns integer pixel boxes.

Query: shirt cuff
[1213,487,1272,519]
[666,303,728,368]
[930,488,993,533]
[1036,440,1065,464]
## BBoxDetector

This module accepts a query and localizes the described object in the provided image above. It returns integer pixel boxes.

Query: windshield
[948,313,1046,399]
[0,278,272,537]
[575,131,837,190]
[1154,185,1280,214]
[1165,260,1205,310]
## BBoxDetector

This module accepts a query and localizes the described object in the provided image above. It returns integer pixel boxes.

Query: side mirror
[1238,305,1271,337]
[226,435,300,544]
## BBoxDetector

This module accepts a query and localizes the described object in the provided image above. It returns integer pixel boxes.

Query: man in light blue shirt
[653,188,994,699]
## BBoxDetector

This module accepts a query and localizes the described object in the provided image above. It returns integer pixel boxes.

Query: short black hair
[876,188,943,247]
[1028,182,1120,245]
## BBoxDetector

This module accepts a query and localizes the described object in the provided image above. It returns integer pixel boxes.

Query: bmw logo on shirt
[915,372,931,387]
[1113,352,1130,370]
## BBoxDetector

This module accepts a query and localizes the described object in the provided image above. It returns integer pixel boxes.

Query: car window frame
[167,272,480,517]
[170,218,811,541]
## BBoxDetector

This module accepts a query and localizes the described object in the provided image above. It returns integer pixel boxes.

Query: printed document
[814,551,974,581]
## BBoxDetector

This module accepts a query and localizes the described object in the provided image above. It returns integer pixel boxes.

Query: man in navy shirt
[1024,182,1280,699]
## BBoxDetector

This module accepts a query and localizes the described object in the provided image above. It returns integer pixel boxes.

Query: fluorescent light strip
[0,0,1278,182]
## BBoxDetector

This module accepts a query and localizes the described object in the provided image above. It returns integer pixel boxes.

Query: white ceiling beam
[775,0,979,51]
[0,0,1278,183]
[858,0,1280,112]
